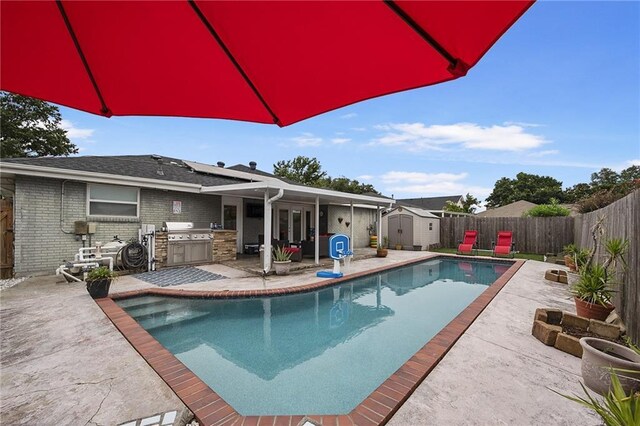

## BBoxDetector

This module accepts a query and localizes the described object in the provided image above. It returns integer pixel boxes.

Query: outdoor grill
[164,222,213,266]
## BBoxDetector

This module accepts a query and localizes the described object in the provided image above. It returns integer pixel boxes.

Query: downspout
[60,180,74,234]
[350,201,354,251]
[263,188,284,274]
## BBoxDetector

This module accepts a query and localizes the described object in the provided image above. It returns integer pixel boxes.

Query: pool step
[143,311,212,333]
[116,296,168,310]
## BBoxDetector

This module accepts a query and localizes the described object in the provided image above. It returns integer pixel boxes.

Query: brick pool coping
[97,255,525,426]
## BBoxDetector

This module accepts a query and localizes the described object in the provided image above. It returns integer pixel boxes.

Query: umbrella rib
[55,0,111,117]
[188,0,281,126]
[383,0,469,77]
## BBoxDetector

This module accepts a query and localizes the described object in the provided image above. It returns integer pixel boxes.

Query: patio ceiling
[201,181,395,207]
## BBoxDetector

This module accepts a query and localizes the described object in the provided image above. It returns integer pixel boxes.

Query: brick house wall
[14,176,221,276]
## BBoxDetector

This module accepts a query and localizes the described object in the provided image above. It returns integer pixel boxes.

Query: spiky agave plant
[554,373,639,426]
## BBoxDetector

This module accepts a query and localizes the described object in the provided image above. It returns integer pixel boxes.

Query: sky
[58,1,640,206]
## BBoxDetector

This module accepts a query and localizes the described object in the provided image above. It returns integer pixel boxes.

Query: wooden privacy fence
[574,190,639,342]
[439,216,575,255]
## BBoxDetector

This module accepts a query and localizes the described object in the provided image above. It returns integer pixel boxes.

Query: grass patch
[430,247,544,262]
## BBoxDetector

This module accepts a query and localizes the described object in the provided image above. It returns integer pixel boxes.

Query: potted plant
[395,243,403,250]
[570,220,628,320]
[563,243,578,271]
[579,337,640,396]
[272,245,292,275]
[572,264,615,320]
[563,244,590,272]
[376,237,388,258]
[85,266,117,299]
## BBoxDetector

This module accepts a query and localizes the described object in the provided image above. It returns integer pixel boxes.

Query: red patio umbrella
[1,1,533,127]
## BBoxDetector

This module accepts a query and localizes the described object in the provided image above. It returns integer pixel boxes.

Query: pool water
[118,257,510,415]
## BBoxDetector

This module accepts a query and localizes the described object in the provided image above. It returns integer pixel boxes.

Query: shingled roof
[396,195,463,210]
[1,155,255,187]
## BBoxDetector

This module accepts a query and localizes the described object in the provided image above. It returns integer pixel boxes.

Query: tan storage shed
[382,206,440,250]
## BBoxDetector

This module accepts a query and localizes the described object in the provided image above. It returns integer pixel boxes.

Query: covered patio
[200,177,394,274]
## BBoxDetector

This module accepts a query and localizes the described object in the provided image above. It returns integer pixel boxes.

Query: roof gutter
[201,181,395,208]
[1,163,203,193]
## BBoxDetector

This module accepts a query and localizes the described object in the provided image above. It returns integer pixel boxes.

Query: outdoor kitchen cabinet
[167,238,212,266]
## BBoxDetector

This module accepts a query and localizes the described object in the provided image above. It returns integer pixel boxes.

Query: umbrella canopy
[1,1,533,126]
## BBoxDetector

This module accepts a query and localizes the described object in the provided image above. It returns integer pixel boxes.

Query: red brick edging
[96,256,525,426]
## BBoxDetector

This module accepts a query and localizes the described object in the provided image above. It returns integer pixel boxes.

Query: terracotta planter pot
[564,255,577,271]
[376,248,388,258]
[574,297,614,321]
[273,260,291,276]
[580,337,640,395]
[86,278,112,299]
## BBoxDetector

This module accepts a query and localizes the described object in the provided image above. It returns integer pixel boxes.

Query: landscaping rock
[588,319,621,340]
[534,308,562,325]
[605,311,627,334]
[561,313,589,331]
[544,269,568,284]
[554,333,583,358]
[532,320,562,346]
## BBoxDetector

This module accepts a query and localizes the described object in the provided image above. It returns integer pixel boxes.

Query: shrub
[524,203,571,217]
[86,266,116,281]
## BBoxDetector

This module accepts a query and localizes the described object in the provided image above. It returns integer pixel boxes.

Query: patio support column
[377,204,382,247]
[315,196,320,265]
[263,188,284,274]
[263,190,272,273]
[350,200,354,250]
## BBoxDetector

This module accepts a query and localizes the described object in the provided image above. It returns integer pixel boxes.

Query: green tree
[0,92,77,158]
[273,156,327,186]
[325,176,379,195]
[485,172,564,207]
[273,156,380,194]
[620,165,640,182]
[444,193,479,213]
[590,168,620,191]
[563,183,593,203]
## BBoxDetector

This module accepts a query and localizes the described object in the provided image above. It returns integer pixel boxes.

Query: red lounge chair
[492,231,515,258]
[457,231,478,255]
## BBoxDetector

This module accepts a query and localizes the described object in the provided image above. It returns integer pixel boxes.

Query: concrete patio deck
[1,251,599,425]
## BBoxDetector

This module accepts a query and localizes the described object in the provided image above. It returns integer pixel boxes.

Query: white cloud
[291,132,323,147]
[60,119,94,140]
[381,171,467,184]
[612,158,640,172]
[380,170,492,200]
[372,122,549,152]
[528,149,559,157]
[503,121,543,128]
[350,127,367,132]
[340,113,357,119]
[331,138,350,144]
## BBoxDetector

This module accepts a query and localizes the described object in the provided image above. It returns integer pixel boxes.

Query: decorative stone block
[544,269,568,284]
[589,319,621,340]
[554,333,583,358]
[561,313,589,330]
[532,320,562,346]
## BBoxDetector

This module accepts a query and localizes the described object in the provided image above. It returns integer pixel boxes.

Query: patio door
[222,196,243,252]
[276,204,310,243]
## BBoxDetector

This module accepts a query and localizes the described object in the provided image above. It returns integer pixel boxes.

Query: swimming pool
[116,257,512,416]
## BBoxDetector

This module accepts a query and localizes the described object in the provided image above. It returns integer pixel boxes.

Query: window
[88,184,139,217]
[429,223,433,231]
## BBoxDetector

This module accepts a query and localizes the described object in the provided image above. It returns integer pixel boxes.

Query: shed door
[388,215,401,247]
[400,214,413,247]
